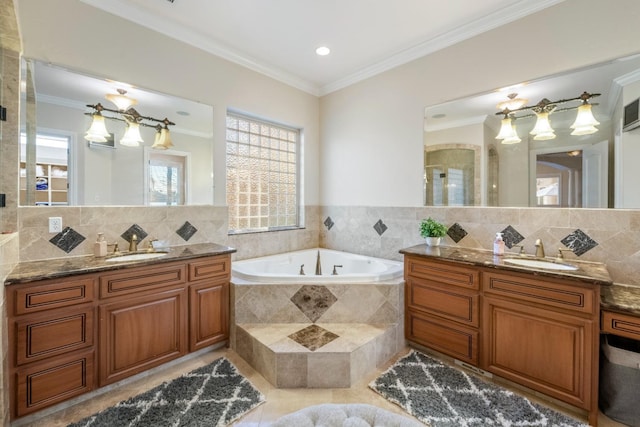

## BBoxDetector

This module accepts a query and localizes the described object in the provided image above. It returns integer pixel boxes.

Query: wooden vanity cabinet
[6,275,97,417]
[404,256,480,365]
[482,270,600,424]
[7,253,231,420]
[404,254,601,426]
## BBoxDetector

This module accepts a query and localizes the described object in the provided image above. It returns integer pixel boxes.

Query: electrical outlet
[49,217,62,233]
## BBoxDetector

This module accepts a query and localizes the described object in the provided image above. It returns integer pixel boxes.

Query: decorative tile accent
[501,225,525,249]
[373,219,388,236]
[288,324,339,351]
[121,224,148,243]
[561,229,598,256]
[323,216,335,230]
[447,223,467,243]
[176,221,198,241]
[49,227,85,253]
[290,285,338,322]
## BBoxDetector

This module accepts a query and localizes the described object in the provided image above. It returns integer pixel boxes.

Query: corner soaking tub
[231,248,403,283]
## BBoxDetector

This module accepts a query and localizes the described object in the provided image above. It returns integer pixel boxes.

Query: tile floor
[12,346,627,427]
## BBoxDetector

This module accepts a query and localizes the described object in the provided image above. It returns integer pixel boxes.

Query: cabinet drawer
[406,278,479,327]
[15,305,94,366]
[602,310,640,340]
[15,349,95,417]
[11,277,95,315]
[406,310,478,365]
[99,262,186,299]
[188,255,230,282]
[405,257,479,290]
[482,271,597,315]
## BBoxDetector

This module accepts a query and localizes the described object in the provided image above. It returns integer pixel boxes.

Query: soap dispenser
[94,233,107,257]
[493,232,505,256]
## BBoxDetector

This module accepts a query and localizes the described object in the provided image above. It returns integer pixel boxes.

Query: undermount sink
[503,258,579,271]
[105,252,169,262]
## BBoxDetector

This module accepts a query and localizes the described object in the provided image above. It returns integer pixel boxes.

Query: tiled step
[235,323,400,388]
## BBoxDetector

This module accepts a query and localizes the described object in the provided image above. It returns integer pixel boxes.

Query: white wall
[16,0,321,207]
[320,0,640,207]
[618,80,640,208]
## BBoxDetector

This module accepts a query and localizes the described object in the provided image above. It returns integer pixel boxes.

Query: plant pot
[425,237,442,246]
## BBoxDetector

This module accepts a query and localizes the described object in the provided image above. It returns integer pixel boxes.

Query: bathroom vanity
[4,243,235,419]
[401,244,613,426]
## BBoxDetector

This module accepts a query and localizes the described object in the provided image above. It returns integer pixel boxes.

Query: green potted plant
[420,217,448,246]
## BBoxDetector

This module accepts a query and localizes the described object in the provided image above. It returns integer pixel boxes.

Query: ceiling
[79,0,563,96]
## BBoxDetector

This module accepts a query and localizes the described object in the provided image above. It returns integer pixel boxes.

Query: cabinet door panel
[407,278,479,326]
[406,310,478,365]
[405,258,478,290]
[601,310,640,340]
[12,277,95,315]
[15,349,94,417]
[482,296,596,409]
[99,263,186,299]
[189,279,228,351]
[15,306,94,366]
[188,255,230,282]
[99,288,187,385]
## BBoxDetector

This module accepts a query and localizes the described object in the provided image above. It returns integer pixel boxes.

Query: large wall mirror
[20,59,214,206]
[424,53,640,209]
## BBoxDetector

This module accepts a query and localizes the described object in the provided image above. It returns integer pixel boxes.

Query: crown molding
[81,0,563,97]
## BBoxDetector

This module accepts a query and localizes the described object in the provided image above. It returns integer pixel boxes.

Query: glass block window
[226,112,300,233]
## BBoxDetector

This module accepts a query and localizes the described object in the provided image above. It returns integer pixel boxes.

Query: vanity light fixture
[495,91,600,143]
[84,100,175,149]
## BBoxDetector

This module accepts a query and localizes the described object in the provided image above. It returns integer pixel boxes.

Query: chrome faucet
[534,239,545,258]
[129,234,138,252]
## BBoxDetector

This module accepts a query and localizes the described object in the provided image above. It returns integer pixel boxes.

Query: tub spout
[299,264,305,275]
[315,250,322,275]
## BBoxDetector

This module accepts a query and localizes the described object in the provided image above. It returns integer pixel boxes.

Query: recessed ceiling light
[432,113,446,119]
[315,46,331,56]
[176,110,190,116]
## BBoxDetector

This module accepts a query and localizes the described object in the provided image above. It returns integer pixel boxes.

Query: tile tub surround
[231,279,405,388]
[320,206,640,287]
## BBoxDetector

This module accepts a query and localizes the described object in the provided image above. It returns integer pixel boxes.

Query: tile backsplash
[320,206,640,287]
[13,204,640,287]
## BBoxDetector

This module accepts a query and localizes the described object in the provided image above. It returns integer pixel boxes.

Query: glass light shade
[151,128,173,150]
[502,122,521,144]
[530,112,554,136]
[106,92,137,111]
[495,117,517,140]
[533,131,556,140]
[84,113,110,142]
[120,122,143,147]
[570,104,600,135]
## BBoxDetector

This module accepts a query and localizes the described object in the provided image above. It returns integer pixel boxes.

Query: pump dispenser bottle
[94,233,107,257]
[493,232,505,256]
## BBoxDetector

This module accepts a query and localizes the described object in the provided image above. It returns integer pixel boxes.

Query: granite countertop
[5,242,236,285]
[601,284,640,316]
[400,244,640,317]
[399,244,613,286]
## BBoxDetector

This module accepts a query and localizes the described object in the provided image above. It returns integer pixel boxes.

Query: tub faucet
[129,234,138,252]
[299,264,305,275]
[535,239,545,258]
[315,251,322,275]
[332,265,343,275]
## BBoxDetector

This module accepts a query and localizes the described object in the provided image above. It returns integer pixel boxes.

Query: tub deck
[235,323,399,388]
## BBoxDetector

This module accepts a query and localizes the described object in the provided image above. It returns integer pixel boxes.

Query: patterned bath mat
[369,350,589,427]
[68,357,265,427]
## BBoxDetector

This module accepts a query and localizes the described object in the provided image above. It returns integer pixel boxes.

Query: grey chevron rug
[369,350,589,427]
[68,357,265,427]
